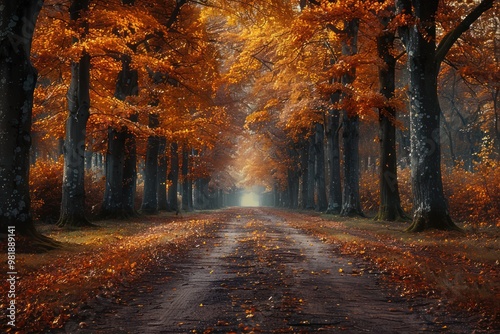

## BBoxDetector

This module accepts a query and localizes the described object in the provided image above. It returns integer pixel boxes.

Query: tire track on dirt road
[54,208,475,333]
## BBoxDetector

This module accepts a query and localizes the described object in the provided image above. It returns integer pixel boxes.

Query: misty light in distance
[240,192,260,207]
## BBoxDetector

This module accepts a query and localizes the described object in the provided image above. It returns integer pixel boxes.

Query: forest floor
[1,207,498,333]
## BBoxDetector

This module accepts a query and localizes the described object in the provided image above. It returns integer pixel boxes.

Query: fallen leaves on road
[0,212,226,333]
[278,209,499,329]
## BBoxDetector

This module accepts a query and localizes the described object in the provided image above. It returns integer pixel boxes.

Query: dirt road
[55,208,475,333]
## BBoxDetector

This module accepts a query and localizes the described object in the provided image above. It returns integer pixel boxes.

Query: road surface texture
[54,208,477,333]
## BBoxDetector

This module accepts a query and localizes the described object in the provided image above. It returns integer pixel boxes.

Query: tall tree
[0,0,59,248]
[101,52,139,218]
[101,55,139,218]
[396,0,495,231]
[57,0,93,227]
[374,5,407,221]
[157,137,169,211]
[182,147,193,211]
[339,18,364,217]
[305,134,316,209]
[314,122,328,211]
[325,97,342,214]
[141,113,160,214]
[168,142,179,212]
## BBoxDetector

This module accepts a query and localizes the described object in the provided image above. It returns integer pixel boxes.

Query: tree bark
[314,123,327,211]
[325,105,342,214]
[57,0,92,228]
[0,1,60,249]
[101,53,138,218]
[273,184,280,208]
[182,148,193,211]
[101,128,125,217]
[340,19,363,217]
[405,20,456,231]
[122,114,138,216]
[58,51,92,227]
[140,114,160,214]
[300,142,309,209]
[168,142,179,212]
[195,178,210,210]
[375,11,407,221]
[287,168,299,209]
[305,135,315,210]
[396,0,493,231]
[157,137,169,211]
[341,112,363,216]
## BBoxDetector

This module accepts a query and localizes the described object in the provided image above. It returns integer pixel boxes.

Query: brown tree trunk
[101,128,125,218]
[300,142,309,209]
[168,142,179,212]
[140,114,160,214]
[314,123,327,211]
[305,135,315,210]
[375,11,407,221]
[396,0,493,231]
[326,104,342,214]
[122,114,138,216]
[0,1,60,249]
[58,51,92,227]
[182,148,193,211]
[340,19,363,217]
[101,53,138,218]
[341,112,363,216]
[157,137,169,211]
[58,0,93,228]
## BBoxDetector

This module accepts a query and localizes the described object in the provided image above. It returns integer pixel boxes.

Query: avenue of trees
[0,0,498,248]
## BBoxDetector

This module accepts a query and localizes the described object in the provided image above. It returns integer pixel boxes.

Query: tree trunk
[325,106,342,214]
[405,5,456,231]
[101,128,125,217]
[58,52,92,227]
[406,37,456,230]
[306,135,315,210]
[341,112,363,216]
[340,19,363,217]
[314,123,327,211]
[101,53,138,218]
[0,1,60,249]
[195,178,210,210]
[168,142,179,212]
[122,114,138,216]
[187,152,194,211]
[57,0,92,228]
[140,114,160,214]
[287,168,299,209]
[397,0,493,231]
[375,13,407,221]
[300,143,309,209]
[273,184,280,208]
[182,148,192,211]
[157,137,169,210]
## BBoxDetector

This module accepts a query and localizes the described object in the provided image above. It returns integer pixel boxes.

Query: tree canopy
[0,0,498,237]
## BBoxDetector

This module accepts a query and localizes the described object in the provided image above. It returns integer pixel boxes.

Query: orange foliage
[445,141,500,228]
[360,158,499,228]
[29,159,63,222]
[29,159,105,222]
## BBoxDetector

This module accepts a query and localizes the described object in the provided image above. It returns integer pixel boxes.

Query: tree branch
[395,0,411,47]
[435,0,495,71]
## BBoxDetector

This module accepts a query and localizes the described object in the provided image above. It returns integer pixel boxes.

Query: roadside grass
[0,211,223,333]
[283,210,499,330]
